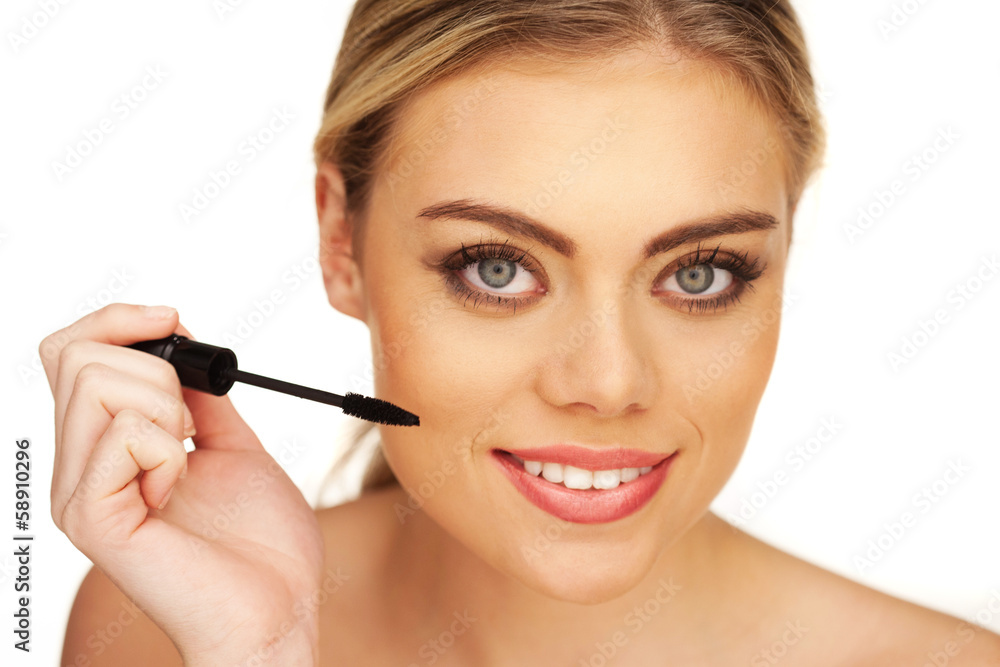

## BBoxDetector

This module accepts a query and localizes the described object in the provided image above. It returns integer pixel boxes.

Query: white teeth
[562,465,593,490]
[523,460,543,476]
[592,469,621,489]
[541,462,564,484]
[510,453,655,490]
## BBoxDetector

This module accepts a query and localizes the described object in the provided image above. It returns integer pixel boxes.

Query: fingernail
[143,305,177,320]
[158,488,174,510]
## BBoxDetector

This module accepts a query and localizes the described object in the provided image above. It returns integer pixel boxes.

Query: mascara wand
[126,334,419,427]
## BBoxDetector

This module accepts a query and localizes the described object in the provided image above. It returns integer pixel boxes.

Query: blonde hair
[314,0,827,499]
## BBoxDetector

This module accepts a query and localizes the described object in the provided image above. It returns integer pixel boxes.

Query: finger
[171,322,266,453]
[39,302,180,395]
[58,409,186,544]
[52,362,189,519]
[53,340,194,451]
[173,322,195,340]
[181,388,265,453]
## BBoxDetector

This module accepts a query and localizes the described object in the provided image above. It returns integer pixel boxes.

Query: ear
[316,161,367,322]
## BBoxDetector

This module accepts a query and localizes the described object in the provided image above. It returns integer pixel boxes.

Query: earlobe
[316,161,367,323]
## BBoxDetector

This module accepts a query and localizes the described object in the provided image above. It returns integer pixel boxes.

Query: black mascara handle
[127,334,237,396]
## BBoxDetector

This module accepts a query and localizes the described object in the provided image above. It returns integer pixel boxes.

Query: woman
[42,0,1000,664]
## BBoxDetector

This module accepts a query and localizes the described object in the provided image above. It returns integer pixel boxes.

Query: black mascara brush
[126,334,419,427]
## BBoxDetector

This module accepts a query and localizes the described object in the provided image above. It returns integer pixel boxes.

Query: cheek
[372,303,524,561]
[372,293,525,419]
[367,285,525,487]
[653,303,783,520]
[676,299,783,457]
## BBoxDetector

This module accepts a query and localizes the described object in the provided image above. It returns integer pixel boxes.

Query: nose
[535,295,654,418]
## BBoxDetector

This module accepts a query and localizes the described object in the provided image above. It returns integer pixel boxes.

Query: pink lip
[491,449,678,524]
[501,445,670,470]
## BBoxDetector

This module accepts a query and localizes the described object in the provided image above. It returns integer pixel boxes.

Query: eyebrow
[415,199,779,259]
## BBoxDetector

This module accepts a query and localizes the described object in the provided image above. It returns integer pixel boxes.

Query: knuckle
[150,355,182,392]
[74,361,112,392]
[38,330,67,367]
[37,334,52,359]
[100,302,125,317]
[58,338,90,370]
[113,407,145,428]
[110,408,149,440]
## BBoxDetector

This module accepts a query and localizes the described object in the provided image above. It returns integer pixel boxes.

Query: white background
[1,0,998,664]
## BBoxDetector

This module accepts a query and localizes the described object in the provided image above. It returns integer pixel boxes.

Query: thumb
[174,322,264,453]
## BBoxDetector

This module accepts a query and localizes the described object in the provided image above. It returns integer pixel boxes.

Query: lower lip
[490,450,677,524]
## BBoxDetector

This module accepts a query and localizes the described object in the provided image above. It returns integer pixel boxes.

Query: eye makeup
[436,239,546,314]
[655,242,766,314]
[429,234,767,316]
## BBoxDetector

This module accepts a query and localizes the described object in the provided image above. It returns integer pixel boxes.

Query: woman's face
[325,48,791,603]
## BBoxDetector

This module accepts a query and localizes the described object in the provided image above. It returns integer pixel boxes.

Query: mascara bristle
[341,392,420,426]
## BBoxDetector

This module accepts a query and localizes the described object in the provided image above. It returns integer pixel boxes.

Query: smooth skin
[50,49,1000,665]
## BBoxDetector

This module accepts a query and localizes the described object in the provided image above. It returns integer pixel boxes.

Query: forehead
[374,48,788,234]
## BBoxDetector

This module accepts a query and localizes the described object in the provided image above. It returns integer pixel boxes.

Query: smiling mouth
[497,450,658,491]
[489,449,678,524]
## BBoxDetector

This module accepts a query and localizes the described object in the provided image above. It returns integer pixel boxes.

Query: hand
[41,303,324,665]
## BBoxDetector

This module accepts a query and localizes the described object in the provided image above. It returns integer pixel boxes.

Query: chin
[504,536,662,606]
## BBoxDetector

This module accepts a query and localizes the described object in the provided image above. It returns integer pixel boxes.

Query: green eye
[668,263,733,296]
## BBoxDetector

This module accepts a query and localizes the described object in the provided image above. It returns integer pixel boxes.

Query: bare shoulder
[846,582,1000,666]
[314,483,409,662]
[62,564,183,666]
[723,519,1000,665]
[865,604,1000,665]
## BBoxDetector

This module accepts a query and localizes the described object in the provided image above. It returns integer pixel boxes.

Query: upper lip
[498,445,673,470]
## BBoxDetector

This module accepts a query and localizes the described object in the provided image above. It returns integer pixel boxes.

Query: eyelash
[437,238,765,315]
[661,242,765,314]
